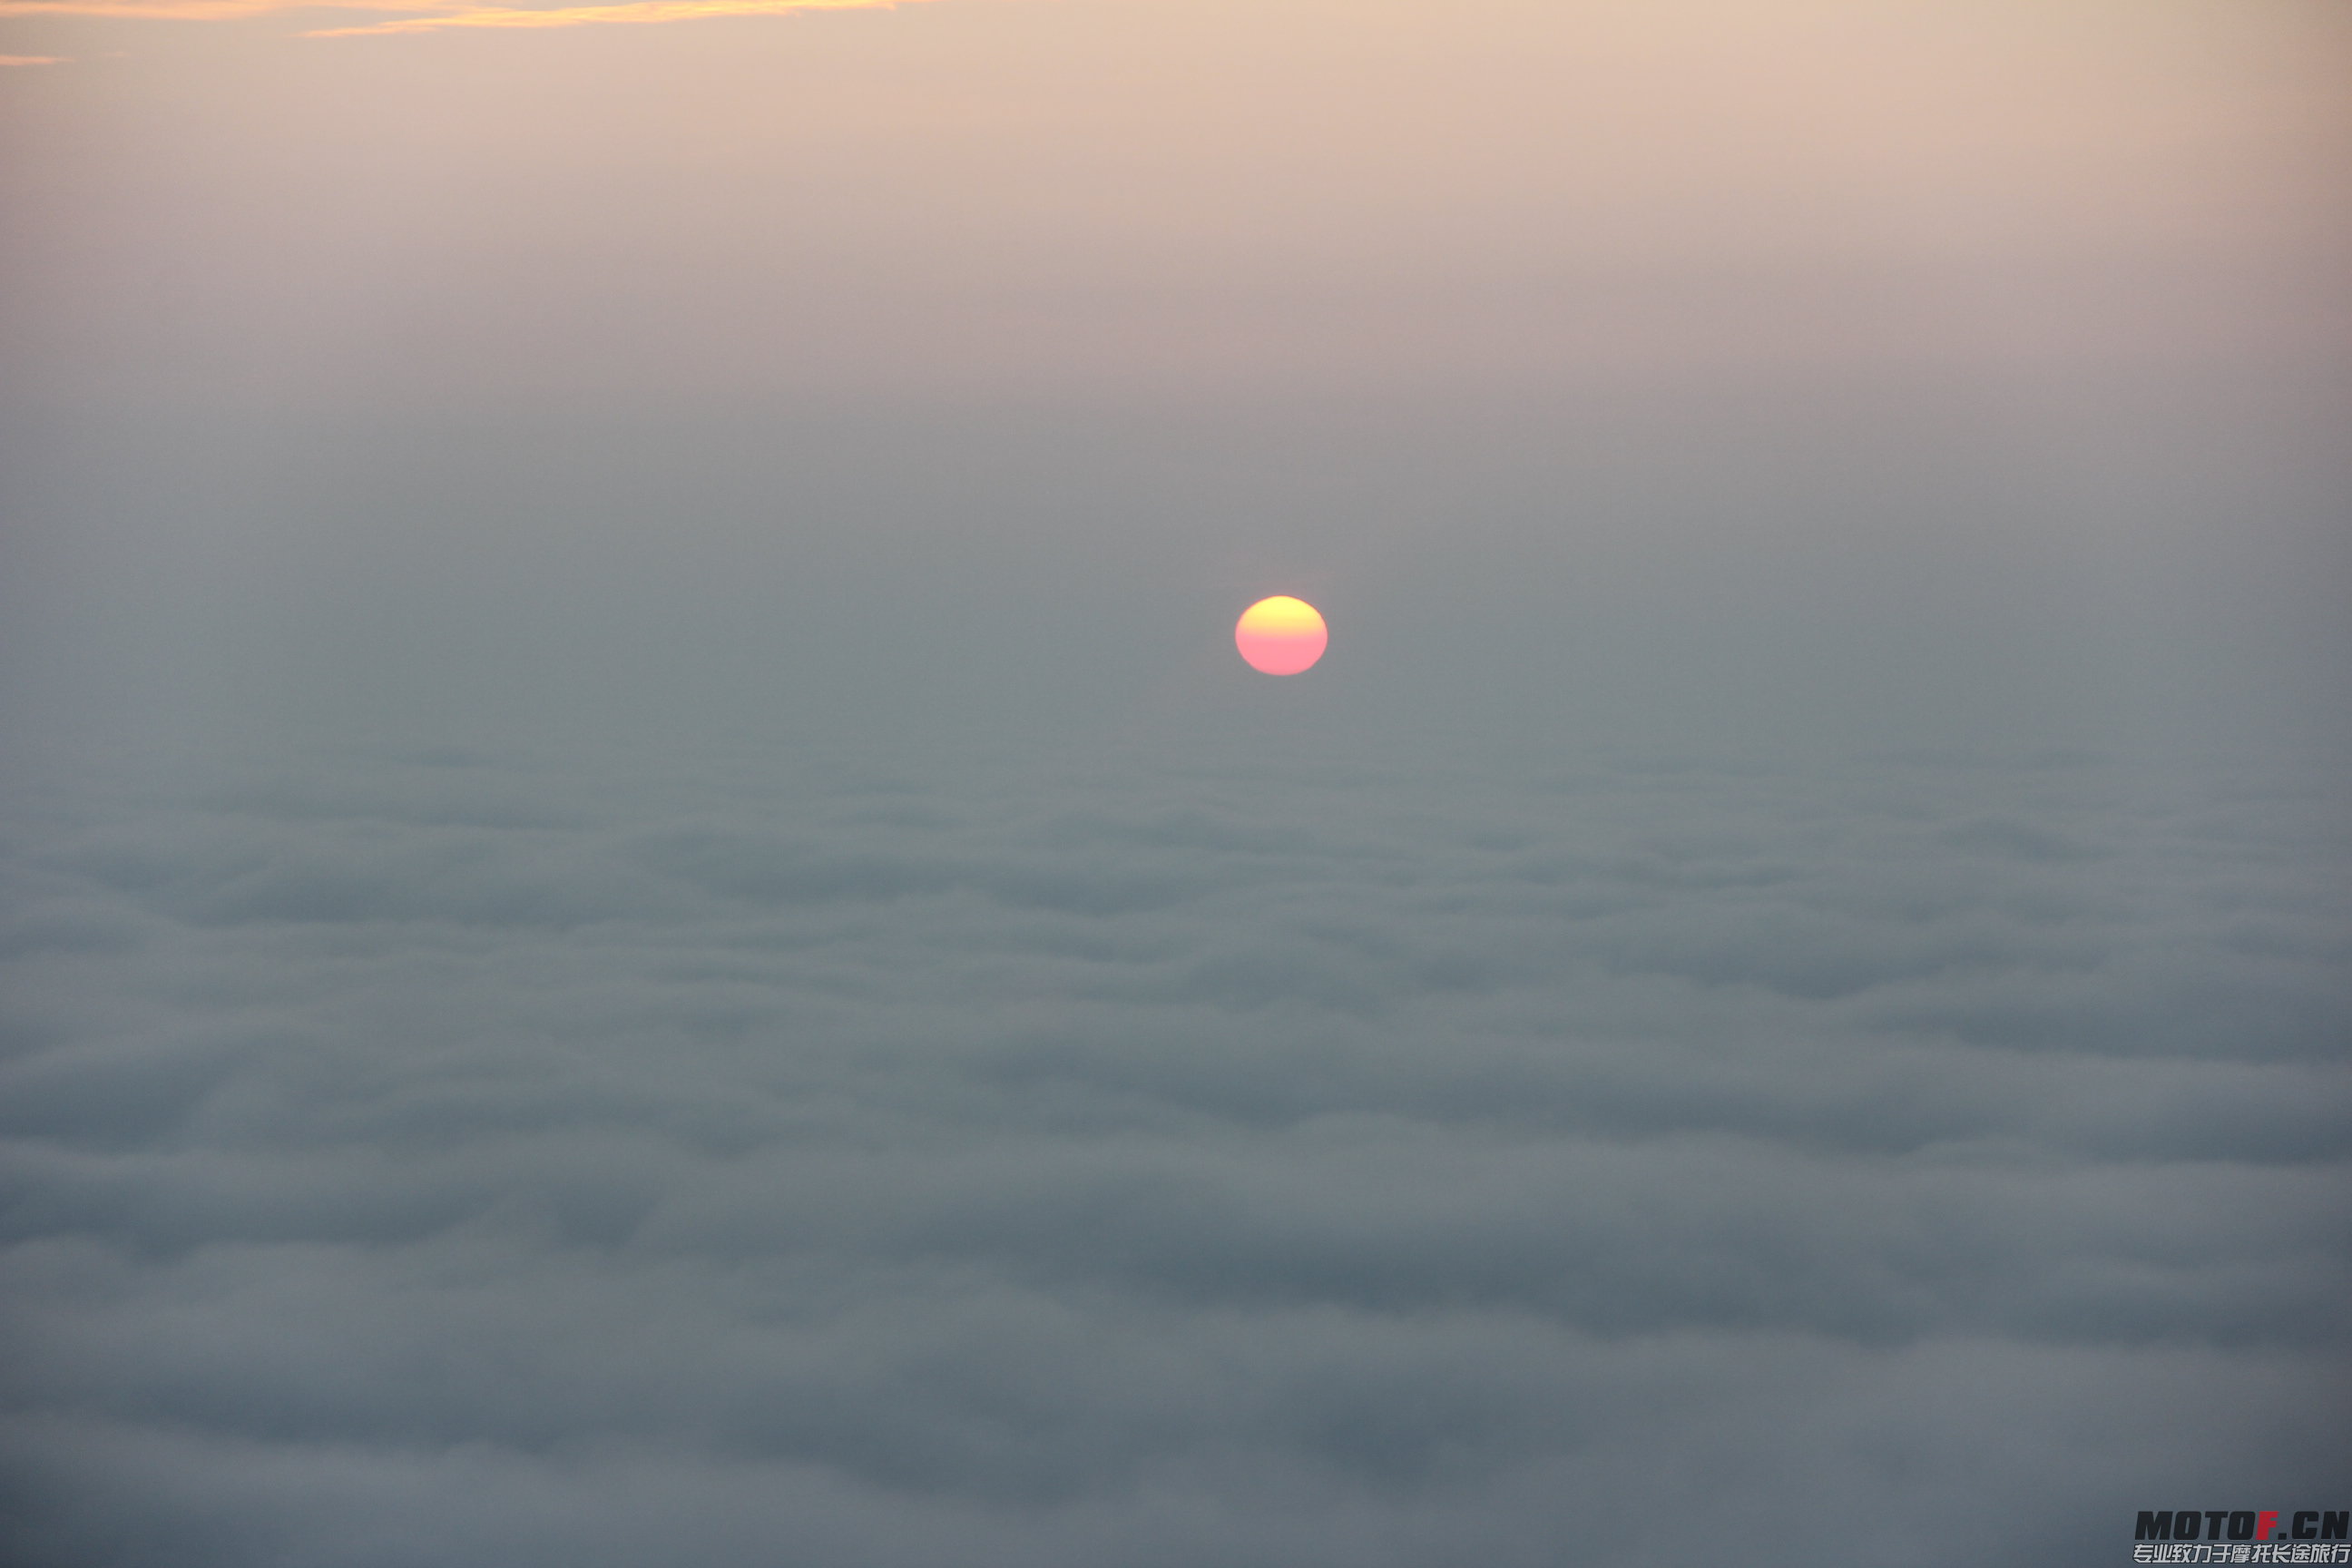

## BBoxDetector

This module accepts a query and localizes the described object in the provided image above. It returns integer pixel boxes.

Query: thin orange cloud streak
[309,0,916,36]
[0,51,68,60]
[0,0,919,27]
[0,0,447,18]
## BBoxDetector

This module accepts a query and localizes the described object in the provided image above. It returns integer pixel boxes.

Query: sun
[1235,595,1328,675]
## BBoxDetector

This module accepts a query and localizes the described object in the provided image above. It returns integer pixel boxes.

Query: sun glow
[1234,596,1328,676]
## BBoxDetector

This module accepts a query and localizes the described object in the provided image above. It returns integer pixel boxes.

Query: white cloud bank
[1,730,2344,1566]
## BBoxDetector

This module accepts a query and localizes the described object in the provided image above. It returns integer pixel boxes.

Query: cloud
[0,0,420,18]
[1,729,2346,1565]
[0,0,931,33]
[309,0,927,37]
[0,52,67,60]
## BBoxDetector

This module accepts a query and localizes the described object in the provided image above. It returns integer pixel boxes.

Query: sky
[1,2,2348,1564]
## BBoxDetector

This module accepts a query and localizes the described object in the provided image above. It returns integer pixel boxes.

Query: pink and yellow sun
[1235,595,1328,675]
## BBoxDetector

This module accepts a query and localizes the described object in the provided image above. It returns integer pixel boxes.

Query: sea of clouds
[2,719,2344,1567]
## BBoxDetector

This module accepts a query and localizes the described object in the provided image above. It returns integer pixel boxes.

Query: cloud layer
[0,3,2343,1560]
[3,729,2344,1565]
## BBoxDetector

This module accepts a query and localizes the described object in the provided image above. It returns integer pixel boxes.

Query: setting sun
[1235,595,1328,676]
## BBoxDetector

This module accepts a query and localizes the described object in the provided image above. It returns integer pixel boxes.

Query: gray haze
[1,1,2347,1563]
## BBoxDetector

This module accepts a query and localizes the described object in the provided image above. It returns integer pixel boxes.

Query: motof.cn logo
[2131,1510,2348,1563]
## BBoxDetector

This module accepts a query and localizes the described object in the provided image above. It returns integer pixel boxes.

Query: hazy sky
[1,3,2347,1564]
[5,0,2348,757]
